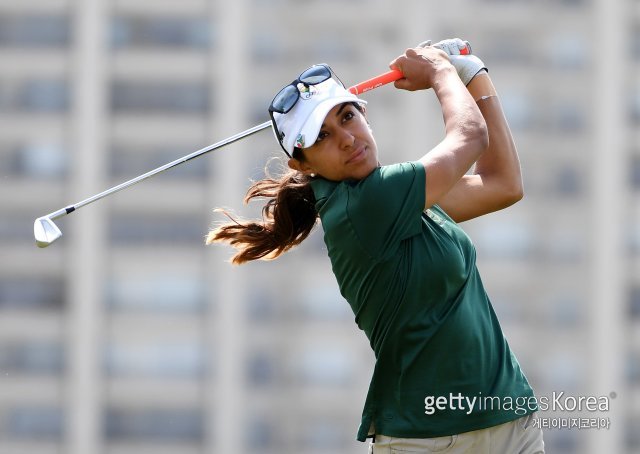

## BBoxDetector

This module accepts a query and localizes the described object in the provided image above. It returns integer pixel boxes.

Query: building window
[297,418,347,451]
[0,15,69,48]
[499,92,536,132]
[552,164,583,196]
[104,342,205,378]
[109,214,207,245]
[0,278,65,310]
[246,416,276,450]
[543,430,579,453]
[631,88,640,125]
[246,352,276,386]
[633,24,640,62]
[106,275,206,313]
[296,283,351,320]
[0,79,69,113]
[5,406,64,440]
[629,222,640,256]
[111,81,209,113]
[629,286,640,318]
[628,352,640,384]
[0,215,45,244]
[111,16,211,50]
[558,0,586,5]
[547,100,586,133]
[22,79,69,112]
[247,287,279,321]
[545,34,588,69]
[543,223,586,262]
[293,345,354,386]
[308,38,357,61]
[631,155,640,191]
[251,32,282,63]
[0,342,64,375]
[627,414,640,450]
[541,352,582,390]
[472,217,535,259]
[104,407,204,441]
[0,142,68,179]
[545,293,582,327]
[483,33,533,65]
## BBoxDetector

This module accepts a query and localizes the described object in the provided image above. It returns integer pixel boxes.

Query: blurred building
[0,0,638,453]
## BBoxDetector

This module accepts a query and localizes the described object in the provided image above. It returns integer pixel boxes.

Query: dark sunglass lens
[299,65,331,85]
[271,85,299,113]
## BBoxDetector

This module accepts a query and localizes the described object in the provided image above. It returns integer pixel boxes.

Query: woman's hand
[389,47,455,92]
[425,38,488,87]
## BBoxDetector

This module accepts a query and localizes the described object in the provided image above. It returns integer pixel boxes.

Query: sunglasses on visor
[268,64,344,157]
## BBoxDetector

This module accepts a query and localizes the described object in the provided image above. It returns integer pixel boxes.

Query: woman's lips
[346,147,366,164]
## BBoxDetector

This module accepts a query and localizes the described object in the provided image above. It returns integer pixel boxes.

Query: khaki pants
[368,414,544,453]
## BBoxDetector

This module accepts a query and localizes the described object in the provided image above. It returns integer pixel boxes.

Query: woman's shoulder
[347,161,423,191]
[311,161,424,209]
[375,161,423,179]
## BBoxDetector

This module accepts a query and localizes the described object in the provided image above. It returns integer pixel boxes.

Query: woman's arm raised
[437,73,524,222]
[391,47,489,210]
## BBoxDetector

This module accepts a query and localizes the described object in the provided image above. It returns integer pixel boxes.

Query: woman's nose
[337,128,355,150]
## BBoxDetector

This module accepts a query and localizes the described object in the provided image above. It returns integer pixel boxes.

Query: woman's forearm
[467,74,523,200]
[434,66,488,149]
[419,66,489,208]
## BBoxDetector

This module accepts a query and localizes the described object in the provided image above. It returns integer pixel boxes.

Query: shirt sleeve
[346,161,426,260]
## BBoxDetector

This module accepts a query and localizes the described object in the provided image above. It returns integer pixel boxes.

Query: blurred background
[0,0,638,453]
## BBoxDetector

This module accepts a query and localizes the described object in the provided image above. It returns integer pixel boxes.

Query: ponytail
[206,165,318,264]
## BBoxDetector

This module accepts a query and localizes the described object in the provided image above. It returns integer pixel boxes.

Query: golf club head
[34,217,62,248]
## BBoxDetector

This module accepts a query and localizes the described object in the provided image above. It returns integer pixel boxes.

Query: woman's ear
[288,157,315,176]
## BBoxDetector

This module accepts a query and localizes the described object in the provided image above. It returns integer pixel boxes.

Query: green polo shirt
[310,161,536,442]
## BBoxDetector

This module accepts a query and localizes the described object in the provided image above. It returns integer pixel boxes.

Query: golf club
[33,69,407,248]
[34,38,475,249]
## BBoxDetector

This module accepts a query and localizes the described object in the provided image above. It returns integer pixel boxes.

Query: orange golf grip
[348,42,470,95]
[348,69,404,95]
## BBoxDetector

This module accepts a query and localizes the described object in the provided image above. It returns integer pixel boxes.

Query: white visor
[272,77,366,156]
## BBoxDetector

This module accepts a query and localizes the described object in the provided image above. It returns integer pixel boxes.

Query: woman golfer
[208,39,545,453]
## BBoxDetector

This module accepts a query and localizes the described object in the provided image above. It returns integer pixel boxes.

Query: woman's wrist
[467,72,497,102]
[431,64,464,93]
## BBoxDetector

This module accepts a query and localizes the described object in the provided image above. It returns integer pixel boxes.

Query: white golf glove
[418,38,487,86]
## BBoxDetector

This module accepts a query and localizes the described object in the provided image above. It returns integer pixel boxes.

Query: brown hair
[205,158,317,264]
[208,102,365,264]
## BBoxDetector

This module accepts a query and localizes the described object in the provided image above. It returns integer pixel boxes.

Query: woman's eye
[343,111,354,121]
[317,131,328,141]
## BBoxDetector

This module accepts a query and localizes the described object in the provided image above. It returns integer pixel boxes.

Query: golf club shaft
[43,120,272,221]
[40,70,406,223]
